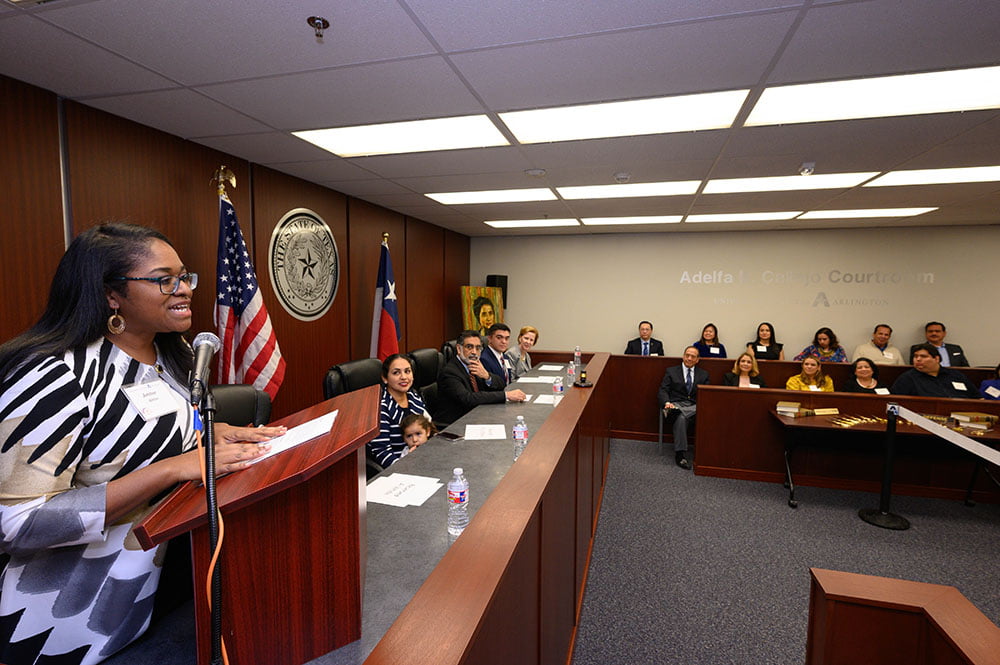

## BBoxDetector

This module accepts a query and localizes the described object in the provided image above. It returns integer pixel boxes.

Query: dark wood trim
[807,568,1000,665]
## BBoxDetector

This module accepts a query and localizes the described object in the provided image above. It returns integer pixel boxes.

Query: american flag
[214,195,286,399]
[369,238,400,361]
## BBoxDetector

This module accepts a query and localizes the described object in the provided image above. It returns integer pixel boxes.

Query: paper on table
[536,364,565,371]
[464,424,506,440]
[515,376,558,384]
[246,410,339,465]
[367,473,443,507]
[533,394,563,405]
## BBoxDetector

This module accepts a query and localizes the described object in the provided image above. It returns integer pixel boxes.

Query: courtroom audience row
[625,320,971,366]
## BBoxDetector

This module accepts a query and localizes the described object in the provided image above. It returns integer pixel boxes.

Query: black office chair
[441,339,457,366]
[407,347,443,389]
[322,357,384,399]
[211,384,272,426]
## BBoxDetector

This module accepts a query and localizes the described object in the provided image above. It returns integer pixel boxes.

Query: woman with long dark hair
[746,322,784,360]
[0,223,282,665]
[369,353,431,468]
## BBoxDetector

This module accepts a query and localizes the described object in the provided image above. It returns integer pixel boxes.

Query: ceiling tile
[0,14,174,97]
[36,0,436,85]
[408,0,804,51]
[349,146,533,180]
[197,56,483,129]
[82,89,272,138]
[770,0,1000,84]
[193,132,341,165]
[451,12,796,110]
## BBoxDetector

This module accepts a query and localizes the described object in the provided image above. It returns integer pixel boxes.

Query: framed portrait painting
[461,286,504,338]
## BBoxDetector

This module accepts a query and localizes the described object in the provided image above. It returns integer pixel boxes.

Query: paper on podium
[367,473,443,507]
[246,410,339,465]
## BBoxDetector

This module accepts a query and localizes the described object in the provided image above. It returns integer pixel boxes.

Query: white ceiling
[2,0,999,236]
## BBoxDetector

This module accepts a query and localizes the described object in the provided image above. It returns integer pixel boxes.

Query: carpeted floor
[570,439,1000,665]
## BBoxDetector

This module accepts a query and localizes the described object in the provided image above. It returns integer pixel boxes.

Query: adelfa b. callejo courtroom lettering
[269,209,340,321]
[678,268,935,287]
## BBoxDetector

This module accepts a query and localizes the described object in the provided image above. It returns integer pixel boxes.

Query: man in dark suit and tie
[624,320,665,356]
[657,346,710,469]
[909,321,969,367]
[480,323,515,385]
[437,330,527,426]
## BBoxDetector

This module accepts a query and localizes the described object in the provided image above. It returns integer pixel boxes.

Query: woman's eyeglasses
[111,272,199,295]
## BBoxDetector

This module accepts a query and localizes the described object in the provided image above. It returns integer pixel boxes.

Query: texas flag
[370,238,400,360]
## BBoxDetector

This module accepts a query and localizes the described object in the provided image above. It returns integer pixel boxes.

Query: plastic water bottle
[447,468,470,536]
[553,376,564,394]
[574,345,582,369]
[512,415,529,461]
[566,358,576,380]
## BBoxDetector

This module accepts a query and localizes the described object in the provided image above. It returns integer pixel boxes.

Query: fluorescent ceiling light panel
[557,181,700,200]
[581,216,683,226]
[484,219,580,228]
[799,208,938,219]
[746,65,1000,126]
[685,212,802,223]
[425,188,555,205]
[293,115,509,157]
[703,172,878,194]
[499,89,749,144]
[865,165,1000,187]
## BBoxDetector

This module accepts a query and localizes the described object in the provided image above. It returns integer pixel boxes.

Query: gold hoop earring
[107,307,126,335]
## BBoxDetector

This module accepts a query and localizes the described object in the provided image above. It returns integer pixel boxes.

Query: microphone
[190,332,221,406]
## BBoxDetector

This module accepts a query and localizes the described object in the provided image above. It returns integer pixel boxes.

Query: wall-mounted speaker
[486,274,508,309]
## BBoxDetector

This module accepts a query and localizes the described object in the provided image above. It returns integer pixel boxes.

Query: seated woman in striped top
[369,354,431,468]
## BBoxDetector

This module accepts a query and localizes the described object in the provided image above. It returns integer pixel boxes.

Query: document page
[246,410,339,465]
[367,473,443,507]
[464,424,506,440]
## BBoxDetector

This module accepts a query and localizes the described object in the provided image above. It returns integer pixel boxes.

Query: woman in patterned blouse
[793,327,847,363]
[0,223,282,665]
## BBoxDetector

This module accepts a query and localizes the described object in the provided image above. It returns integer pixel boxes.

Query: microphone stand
[197,387,224,665]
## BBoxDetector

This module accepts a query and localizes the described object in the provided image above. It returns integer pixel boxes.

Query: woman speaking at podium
[0,223,281,665]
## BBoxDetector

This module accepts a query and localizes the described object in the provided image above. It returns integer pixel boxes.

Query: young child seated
[399,413,436,457]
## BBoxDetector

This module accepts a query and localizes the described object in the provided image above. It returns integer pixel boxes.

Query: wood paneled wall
[249,166,350,417]
[0,78,66,339]
[65,100,252,342]
[2,73,469,418]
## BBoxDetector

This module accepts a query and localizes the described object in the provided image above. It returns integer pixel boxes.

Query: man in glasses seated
[436,330,526,426]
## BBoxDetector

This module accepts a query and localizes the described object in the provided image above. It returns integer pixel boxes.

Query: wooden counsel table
[694,386,1000,503]
[324,352,611,665]
[772,409,1000,507]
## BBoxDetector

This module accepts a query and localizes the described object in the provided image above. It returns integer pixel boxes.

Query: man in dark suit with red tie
[657,346,710,469]
[437,330,527,426]
[624,320,665,356]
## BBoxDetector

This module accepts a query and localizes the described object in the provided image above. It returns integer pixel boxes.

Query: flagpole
[203,166,234,665]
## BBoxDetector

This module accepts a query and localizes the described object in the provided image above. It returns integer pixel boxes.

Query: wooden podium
[135,385,379,665]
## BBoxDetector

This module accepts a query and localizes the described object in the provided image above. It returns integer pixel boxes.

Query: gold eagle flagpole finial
[382,232,389,244]
[211,166,237,197]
